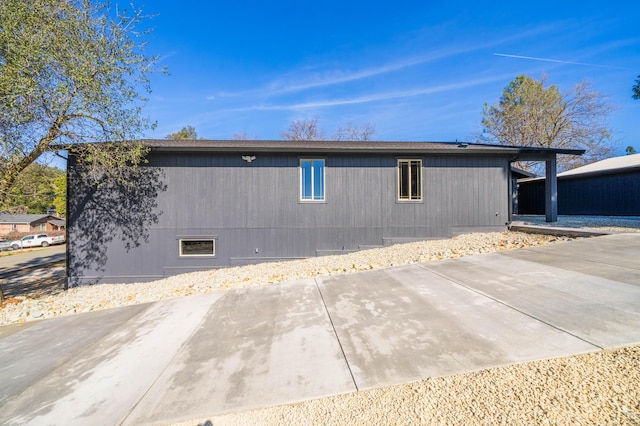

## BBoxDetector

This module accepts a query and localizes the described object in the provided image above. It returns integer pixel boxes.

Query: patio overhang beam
[510,148,584,223]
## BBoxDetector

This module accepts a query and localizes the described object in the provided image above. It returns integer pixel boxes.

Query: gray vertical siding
[518,170,640,215]
[68,151,511,285]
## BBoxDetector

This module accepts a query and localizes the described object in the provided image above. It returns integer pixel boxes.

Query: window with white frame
[300,159,325,201]
[179,239,215,256]
[397,159,422,201]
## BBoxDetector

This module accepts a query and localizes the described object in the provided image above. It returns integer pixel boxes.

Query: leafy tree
[480,75,617,172]
[53,175,67,217]
[626,146,637,155]
[633,75,640,100]
[2,163,63,214]
[0,0,161,302]
[0,0,161,210]
[281,116,376,141]
[165,126,204,140]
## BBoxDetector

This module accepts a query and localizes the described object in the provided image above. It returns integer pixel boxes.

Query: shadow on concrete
[0,263,66,299]
[0,250,66,276]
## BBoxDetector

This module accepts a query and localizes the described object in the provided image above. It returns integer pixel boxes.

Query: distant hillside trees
[2,164,64,215]
[53,175,67,216]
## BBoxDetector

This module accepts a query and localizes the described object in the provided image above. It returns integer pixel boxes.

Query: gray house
[518,153,640,215]
[66,140,581,286]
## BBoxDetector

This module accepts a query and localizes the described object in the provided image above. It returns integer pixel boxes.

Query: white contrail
[494,53,625,69]
[235,72,515,111]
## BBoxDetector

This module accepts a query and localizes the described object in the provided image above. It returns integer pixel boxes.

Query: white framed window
[179,239,215,257]
[300,159,325,201]
[398,159,422,201]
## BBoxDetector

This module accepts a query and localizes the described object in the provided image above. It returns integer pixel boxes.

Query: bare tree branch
[231,131,257,140]
[281,116,325,141]
[0,0,161,208]
[281,116,376,142]
[333,121,376,141]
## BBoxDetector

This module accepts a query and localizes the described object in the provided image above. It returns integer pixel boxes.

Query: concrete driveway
[1,233,639,425]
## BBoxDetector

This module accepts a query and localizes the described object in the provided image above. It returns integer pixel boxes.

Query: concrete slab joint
[1,233,639,424]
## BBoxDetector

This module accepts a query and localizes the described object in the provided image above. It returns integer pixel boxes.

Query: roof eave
[62,140,586,158]
[149,145,524,155]
[514,148,585,162]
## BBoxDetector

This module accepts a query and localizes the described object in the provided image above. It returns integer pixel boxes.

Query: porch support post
[545,156,558,222]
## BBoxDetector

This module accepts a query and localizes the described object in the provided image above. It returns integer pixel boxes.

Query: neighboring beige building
[0,214,66,237]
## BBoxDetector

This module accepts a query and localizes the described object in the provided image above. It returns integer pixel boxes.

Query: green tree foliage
[2,163,63,214]
[633,75,640,100]
[53,175,67,217]
[0,0,162,208]
[626,146,637,155]
[480,75,617,172]
[165,126,204,140]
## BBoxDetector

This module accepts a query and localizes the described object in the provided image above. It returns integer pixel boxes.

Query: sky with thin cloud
[143,1,640,153]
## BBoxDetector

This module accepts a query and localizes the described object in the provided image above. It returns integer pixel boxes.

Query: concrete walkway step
[509,223,613,237]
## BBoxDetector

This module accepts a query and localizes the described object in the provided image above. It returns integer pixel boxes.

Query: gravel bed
[1,231,572,325]
[514,215,640,232]
[182,345,640,425]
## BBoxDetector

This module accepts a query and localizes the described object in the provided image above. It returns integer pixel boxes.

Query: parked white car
[0,239,12,251]
[10,234,66,249]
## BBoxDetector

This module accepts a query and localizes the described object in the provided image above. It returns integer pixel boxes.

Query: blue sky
[139,0,640,154]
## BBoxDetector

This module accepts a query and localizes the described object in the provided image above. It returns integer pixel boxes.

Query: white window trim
[397,159,423,201]
[299,158,326,202]
[179,239,216,257]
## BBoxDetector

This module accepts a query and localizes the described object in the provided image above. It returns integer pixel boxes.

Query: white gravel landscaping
[1,231,573,325]
[183,345,639,426]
